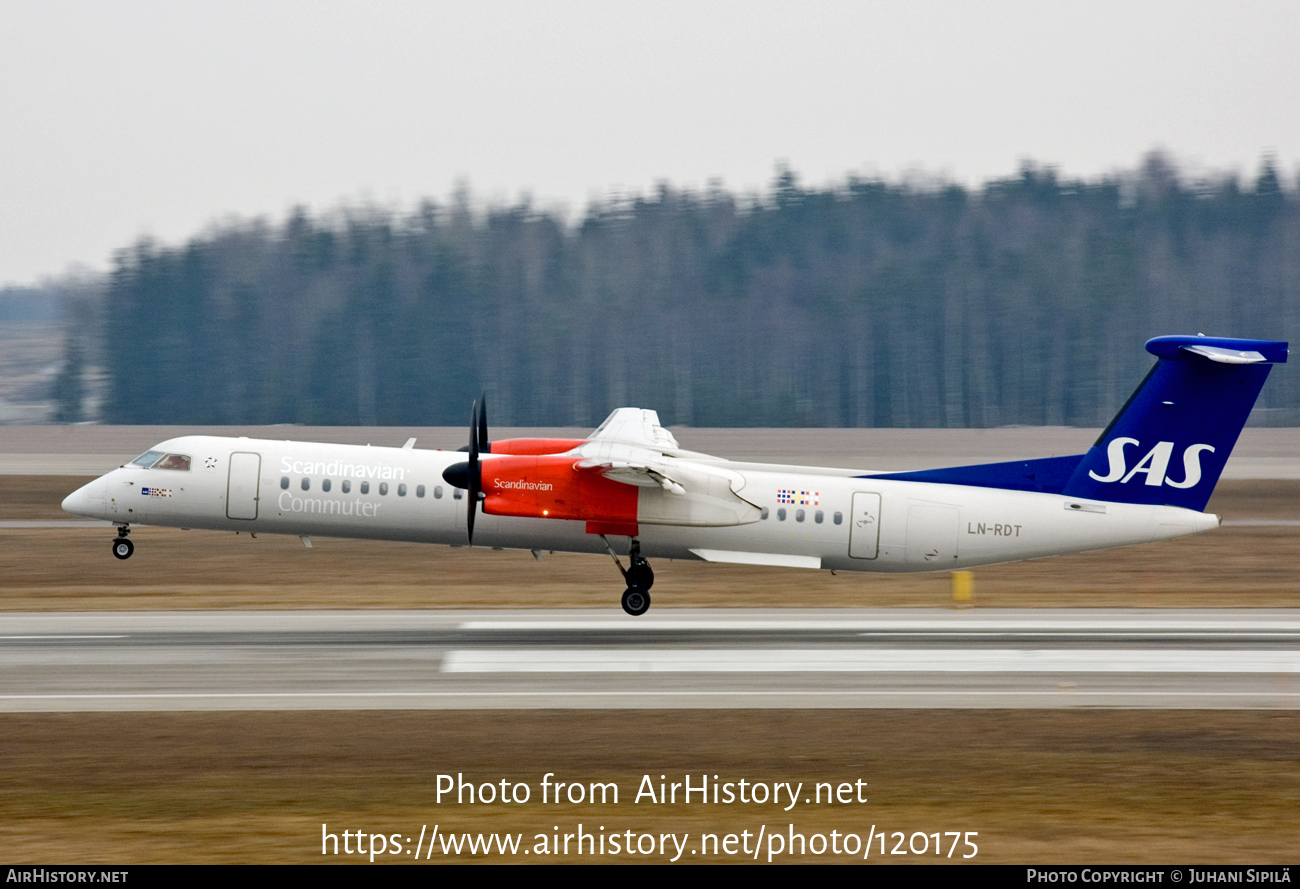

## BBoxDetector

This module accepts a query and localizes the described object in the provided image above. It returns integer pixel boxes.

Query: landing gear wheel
[627,560,654,591]
[112,538,134,560]
[621,587,650,616]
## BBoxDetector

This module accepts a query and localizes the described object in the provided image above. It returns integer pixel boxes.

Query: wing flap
[690,549,821,569]
[574,459,686,494]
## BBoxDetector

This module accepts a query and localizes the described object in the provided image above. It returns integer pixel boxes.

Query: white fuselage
[61,434,1220,571]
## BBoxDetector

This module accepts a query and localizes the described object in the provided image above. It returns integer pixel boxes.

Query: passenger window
[453,489,463,500]
[342,480,351,494]
[833,511,843,525]
[322,479,331,492]
[760,507,769,520]
[777,508,786,521]
[301,478,310,491]
[398,484,407,497]
[361,481,369,495]
[796,509,805,522]
[153,454,191,471]
[435,486,443,499]
[131,450,165,468]
[416,485,425,498]
[379,482,388,496]
[280,476,289,490]
[815,510,824,523]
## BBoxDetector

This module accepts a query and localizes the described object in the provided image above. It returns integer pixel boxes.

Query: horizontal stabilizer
[1181,344,1268,364]
[1146,335,1288,364]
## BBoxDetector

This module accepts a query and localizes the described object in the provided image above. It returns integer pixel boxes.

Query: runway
[3,608,1299,711]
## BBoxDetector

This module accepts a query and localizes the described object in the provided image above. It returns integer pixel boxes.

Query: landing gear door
[227,452,261,520]
[848,492,881,559]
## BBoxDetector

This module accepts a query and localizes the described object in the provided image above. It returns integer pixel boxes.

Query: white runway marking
[860,632,1300,640]
[0,635,127,640]
[459,618,1300,632]
[442,648,1300,673]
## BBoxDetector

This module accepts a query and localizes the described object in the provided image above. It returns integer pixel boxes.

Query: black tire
[112,538,134,560]
[627,561,654,591]
[621,587,650,616]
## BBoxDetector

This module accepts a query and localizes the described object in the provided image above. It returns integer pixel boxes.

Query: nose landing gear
[603,535,654,616]
[112,525,134,560]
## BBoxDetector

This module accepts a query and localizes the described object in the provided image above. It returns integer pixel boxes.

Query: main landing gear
[603,536,654,616]
[112,525,134,560]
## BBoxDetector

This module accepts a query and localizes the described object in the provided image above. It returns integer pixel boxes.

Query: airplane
[61,334,1286,615]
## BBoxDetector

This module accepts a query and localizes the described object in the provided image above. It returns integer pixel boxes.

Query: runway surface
[3,608,1299,711]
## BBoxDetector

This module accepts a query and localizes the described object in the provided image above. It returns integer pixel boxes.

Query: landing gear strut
[602,535,654,616]
[112,525,134,560]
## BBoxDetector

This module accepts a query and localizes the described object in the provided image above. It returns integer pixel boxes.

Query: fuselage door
[848,492,881,559]
[227,452,261,520]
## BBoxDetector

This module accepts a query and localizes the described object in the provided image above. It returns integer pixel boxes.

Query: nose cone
[62,478,106,518]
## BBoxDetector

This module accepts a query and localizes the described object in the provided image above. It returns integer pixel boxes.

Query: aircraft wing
[574,408,688,481]
[586,408,679,451]
[569,410,759,525]
[575,408,695,486]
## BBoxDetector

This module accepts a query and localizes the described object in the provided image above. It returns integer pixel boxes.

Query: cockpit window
[130,451,190,470]
[131,450,165,467]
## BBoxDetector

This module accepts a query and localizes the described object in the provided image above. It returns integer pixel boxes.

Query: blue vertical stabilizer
[1061,335,1287,511]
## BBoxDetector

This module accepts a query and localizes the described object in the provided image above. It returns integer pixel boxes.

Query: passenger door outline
[226,452,261,520]
[848,492,881,559]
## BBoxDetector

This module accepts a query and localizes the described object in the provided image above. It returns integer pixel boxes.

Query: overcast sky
[2,0,1299,287]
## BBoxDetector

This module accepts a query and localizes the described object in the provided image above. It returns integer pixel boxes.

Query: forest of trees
[60,154,1300,428]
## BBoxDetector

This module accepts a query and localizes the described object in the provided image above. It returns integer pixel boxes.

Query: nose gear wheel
[621,587,650,616]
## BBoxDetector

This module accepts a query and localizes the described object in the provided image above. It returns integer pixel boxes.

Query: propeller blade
[477,394,489,454]
[466,485,477,544]
[467,399,481,545]
[442,397,488,545]
[469,399,479,464]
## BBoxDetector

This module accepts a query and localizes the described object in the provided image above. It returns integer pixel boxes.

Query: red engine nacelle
[487,438,587,456]
[480,455,638,536]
